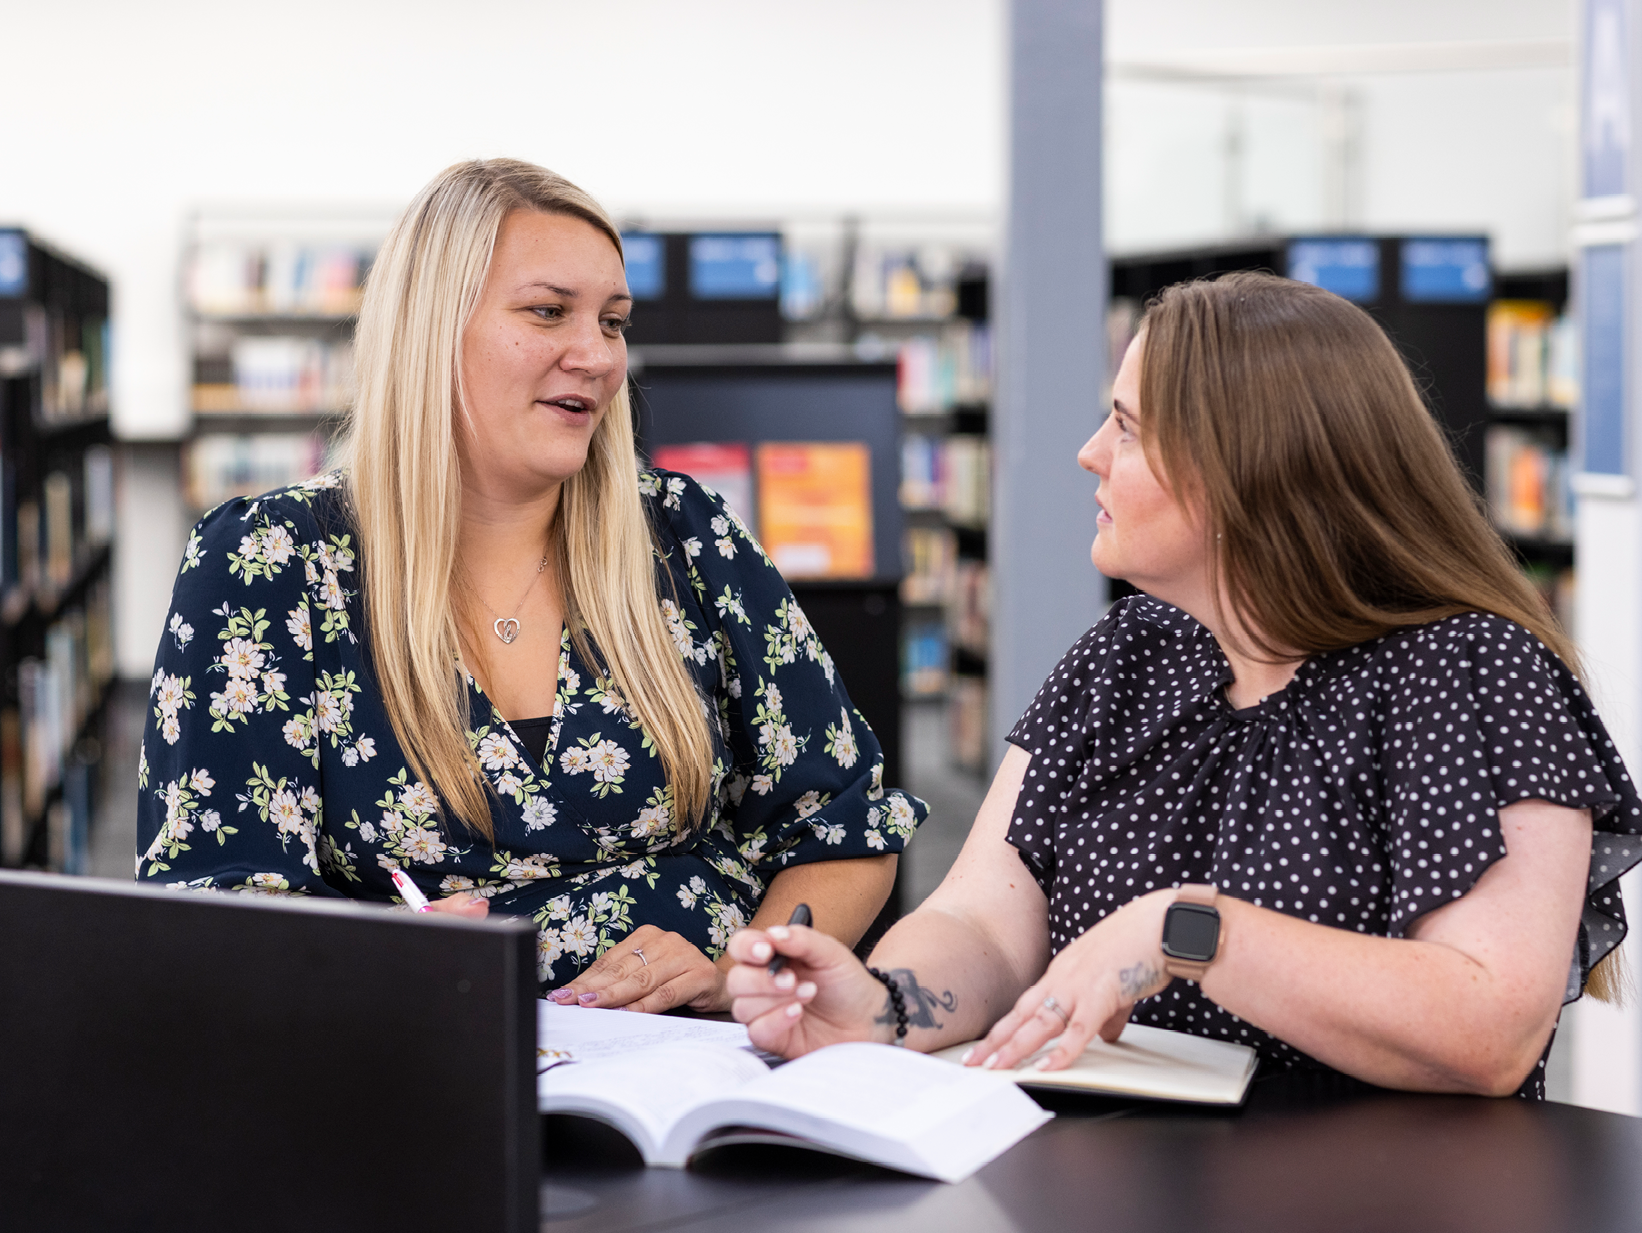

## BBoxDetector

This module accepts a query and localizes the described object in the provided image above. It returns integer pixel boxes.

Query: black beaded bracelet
[867,966,909,1046]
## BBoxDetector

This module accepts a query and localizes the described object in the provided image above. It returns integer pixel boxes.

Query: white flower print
[866,829,886,850]
[825,707,859,769]
[495,771,523,797]
[169,612,194,649]
[268,789,305,837]
[286,606,312,651]
[792,790,828,819]
[521,798,557,831]
[260,524,296,565]
[401,827,448,865]
[769,726,799,767]
[710,514,737,558]
[282,713,313,751]
[664,476,686,510]
[218,637,265,679]
[181,529,204,571]
[399,782,439,817]
[212,676,258,716]
[477,732,519,771]
[683,536,703,560]
[357,820,379,842]
[538,929,564,981]
[544,894,572,922]
[810,821,847,846]
[189,768,216,794]
[587,741,629,784]
[199,810,222,833]
[751,773,773,796]
[314,692,344,733]
[441,874,476,893]
[559,745,591,775]
[353,737,376,762]
[561,916,598,957]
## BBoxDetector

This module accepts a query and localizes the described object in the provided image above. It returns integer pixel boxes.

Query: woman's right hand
[421,892,489,919]
[724,923,891,1057]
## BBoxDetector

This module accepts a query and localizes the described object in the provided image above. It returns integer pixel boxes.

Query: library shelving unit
[181,213,387,518]
[1486,268,1576,625]
[0,230,117,872]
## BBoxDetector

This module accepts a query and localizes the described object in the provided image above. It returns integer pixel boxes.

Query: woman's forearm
[748,854,898,948]
[1203,898,1561,1095]
[860,904,1044,1050]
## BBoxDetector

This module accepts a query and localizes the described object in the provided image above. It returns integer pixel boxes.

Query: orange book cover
[755,442,874,579]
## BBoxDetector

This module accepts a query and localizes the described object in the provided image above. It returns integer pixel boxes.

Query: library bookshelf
[181,212,388,517]
[0,230,116,871]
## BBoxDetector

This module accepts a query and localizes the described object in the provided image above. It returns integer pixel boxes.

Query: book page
[931,1022,1257,1105]
[537,1001,751,1070]
[538,1043,769,1162]
[671,1042,1051,1182]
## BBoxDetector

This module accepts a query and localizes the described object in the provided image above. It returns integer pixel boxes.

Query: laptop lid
[0,870,538,1233]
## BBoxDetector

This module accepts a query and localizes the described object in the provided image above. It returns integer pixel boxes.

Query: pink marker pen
[390,868,432,912]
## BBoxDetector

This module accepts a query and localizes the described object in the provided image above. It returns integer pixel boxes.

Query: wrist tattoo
[1119,959,1160,1000]
[870,968,958,1030]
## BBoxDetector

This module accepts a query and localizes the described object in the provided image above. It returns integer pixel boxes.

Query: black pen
[767,902,812,976]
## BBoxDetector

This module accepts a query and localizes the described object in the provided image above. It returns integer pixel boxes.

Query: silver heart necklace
[475,549,549,645]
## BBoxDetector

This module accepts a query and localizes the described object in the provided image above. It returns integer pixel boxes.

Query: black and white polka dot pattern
[1007,596,1642,1099]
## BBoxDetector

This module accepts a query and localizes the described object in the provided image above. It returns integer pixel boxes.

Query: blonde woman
[138,159,922,1012]
[726,272,1641,1098]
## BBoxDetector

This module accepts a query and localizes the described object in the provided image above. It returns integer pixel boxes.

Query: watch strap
[1162,883,1221,982]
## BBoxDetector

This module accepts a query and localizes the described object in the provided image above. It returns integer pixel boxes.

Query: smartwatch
[1161,884,1222,982]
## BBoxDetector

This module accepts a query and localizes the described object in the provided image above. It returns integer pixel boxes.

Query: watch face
[1162,902,1220,963]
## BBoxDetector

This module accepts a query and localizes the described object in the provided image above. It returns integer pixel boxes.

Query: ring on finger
[1041,994,1070,1024]
[634,948,648,967]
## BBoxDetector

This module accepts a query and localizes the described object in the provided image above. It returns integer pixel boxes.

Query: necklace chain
[474,550,549,645]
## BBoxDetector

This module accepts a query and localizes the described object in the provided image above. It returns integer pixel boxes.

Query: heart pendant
[493,617,521,645]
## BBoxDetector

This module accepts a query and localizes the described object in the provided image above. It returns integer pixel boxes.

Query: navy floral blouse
[136,468,924,988]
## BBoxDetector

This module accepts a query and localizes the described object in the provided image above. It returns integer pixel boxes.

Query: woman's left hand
[966,889,1175,1072]
[546,924,729,1013]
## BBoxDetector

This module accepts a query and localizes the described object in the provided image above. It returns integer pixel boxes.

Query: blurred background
[4,0,1637,1112]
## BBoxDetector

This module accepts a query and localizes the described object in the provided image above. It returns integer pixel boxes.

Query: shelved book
[755,442,874,579]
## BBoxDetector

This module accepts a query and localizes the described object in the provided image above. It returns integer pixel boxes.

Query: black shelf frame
[0,229,117,871]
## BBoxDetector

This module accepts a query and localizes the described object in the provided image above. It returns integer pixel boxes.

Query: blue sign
[622,233,665,300]
[1400,238,1491,303]
[689,234,781,300]
[1286,238,1379,302]
[1584,0,1630,199]
[0,231,26,298]
[1582,243,1628,475]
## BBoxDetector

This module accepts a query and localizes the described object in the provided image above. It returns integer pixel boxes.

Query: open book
[932,1022,1258,1105]
[537,1035,1051,1183]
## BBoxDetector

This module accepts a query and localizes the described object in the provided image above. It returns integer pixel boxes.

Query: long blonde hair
[344,158,714,842]
[1139,271,1621,1003]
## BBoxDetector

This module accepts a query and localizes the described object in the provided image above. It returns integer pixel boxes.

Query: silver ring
[1041,995,1070,1024]
[633,948,648,966]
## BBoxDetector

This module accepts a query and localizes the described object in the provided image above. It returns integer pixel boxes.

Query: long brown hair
[345,158,714,842]
[1138,270,1619,1002]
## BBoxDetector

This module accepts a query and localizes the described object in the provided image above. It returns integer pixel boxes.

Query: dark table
[539,1071,1642,1232]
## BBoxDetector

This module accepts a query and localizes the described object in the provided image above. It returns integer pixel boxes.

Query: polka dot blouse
[1006,596,1642,1098]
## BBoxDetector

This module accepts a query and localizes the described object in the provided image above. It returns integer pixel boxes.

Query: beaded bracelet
[867,966,909,1046]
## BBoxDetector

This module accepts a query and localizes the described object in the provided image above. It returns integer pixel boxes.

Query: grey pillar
[990,0,1108,761]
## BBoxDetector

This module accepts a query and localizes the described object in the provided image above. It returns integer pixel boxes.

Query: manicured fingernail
[751,941,772,961]
[796,981,817,998]
[1032,1056,1054,1071]
[774,970,795,989]
[785,1002,803,1018]
[548,990,570,1002]
[578,993,597,1005]
[981,1053,1000,1070]
[960,1047,976,1064]
[768,926,790,940]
